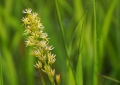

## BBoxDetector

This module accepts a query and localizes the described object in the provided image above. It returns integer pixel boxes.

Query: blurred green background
[0,0,120,85]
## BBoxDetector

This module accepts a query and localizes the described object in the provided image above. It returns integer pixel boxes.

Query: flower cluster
[22,8,60,85]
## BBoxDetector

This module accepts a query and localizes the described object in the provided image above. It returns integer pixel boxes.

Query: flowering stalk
[22,8,60,85]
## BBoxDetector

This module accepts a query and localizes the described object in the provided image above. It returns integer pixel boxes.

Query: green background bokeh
[0,0,120,85]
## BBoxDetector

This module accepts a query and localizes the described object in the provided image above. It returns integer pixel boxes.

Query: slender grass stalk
[101,75,120,84]
[3,46,18,85]
[118,0,120,61]
[76,54,83,85]
[68,4,89,57]
[38,69,46,85]
[0,51,3,85]
[75,16,84,85]
[106,38,118,67]
[93,0,98,85]
[116,0,120,61]
[54,0,69,56]
[58,0,73,14]
[99,0,118,70]
[54,0,76,82]
[76,5,88,85]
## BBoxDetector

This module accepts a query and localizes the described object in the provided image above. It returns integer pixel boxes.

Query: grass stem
[93,0,98,85]
[38,69,46,85]
[0,51,3,85]
[54,0,76,82]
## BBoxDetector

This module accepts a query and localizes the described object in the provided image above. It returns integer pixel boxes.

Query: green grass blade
[58,0,73,15]
[66,61,76,85]
[93,0,98,85]
[2,46,18,85]
[25,49,35,85]
[76,54,83,85]
[54,0,76,83]
[54,0,67,53]
[101,75,120,84]
[106,38,118,68]
[5,0,13,13]
[0,8,3,85]
[68,4,89,56]
[0,51,3,85]
[38,69,46,85]
[74,0,83,21]
[99,0,118,69]
[75,5,88,85]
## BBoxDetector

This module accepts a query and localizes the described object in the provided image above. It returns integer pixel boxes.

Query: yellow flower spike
[22,8,60,85]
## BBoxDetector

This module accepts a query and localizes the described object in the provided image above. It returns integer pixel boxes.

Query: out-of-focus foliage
[0,0,120,85]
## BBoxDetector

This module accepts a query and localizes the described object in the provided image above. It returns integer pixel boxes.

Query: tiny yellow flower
[48,52,56,65]
[22,17,30,25]
[45,45,54,51]
[37,40,47,47]
[39,55,47,62]
[34,61,42,68]
[23,8,32,14]
[41,33,48,38]
[25,36,35,46]
[44,65,51,73]
[50,69,55,77]
[23,28,31,35]
[56,74,60,84]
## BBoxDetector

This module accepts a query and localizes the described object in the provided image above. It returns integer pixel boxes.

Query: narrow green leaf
[101,75,120,84]
[2,46,18,85]
[76,5,88,85]
[54,0,76,84]
[66,60,76,85]
[68,4,89,56]
[99,0,118,69]
[106,38,118,68]
[76,54,83,85]
[25,49,35,85]
[0,51,3,85]
[58,0,73,15]
[93,0,98,85]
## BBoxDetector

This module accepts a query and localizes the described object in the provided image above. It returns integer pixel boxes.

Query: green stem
[54,0,76,80]
[76,4,88,85]
[68,4,89,55]
[0,51,3,85]
[49,76,55,85]
[101,75,120,84]
[93,0,98,85]
[38,69,46,85]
